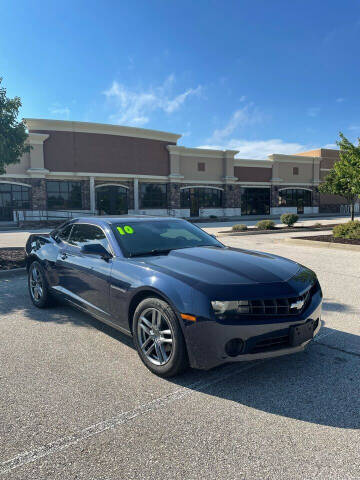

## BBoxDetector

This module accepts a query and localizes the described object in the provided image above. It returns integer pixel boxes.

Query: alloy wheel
[30,265,43,302]
[137,308,173,365]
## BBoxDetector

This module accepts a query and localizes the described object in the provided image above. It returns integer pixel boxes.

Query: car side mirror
[80,243,112,260]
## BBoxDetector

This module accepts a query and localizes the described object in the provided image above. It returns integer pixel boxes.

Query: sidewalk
[0,215,356,248]
[199,215,356,235]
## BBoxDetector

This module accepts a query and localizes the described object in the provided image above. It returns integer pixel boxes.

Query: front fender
[128,275,194,318]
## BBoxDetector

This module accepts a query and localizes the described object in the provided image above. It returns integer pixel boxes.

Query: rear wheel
[28,261,54,308]
[133,297,188,377]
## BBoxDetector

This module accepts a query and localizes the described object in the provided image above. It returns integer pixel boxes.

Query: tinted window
[279,189,311,207]
[0,183,31,209]
[112,219,222,257]
[57,224,73,242]
[241,188,270,215]
[140,183,167,209]
[46,181,82,210]
[180,188,222,208]
[69,224,109,250]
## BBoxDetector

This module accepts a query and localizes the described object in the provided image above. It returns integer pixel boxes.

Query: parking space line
[0,361,264,475]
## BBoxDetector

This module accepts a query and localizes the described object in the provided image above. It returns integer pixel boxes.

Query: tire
[133,297,189,378]
[28,261,55,308]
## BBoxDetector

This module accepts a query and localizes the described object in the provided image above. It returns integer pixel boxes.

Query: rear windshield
[111,219,223,257]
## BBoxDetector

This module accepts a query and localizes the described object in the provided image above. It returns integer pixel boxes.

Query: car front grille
[246,290,311,316]
[232,280,320,317]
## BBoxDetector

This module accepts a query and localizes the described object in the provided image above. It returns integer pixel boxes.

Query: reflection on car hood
[136,246,305,295]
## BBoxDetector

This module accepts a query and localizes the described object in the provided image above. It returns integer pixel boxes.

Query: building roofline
[25,118,182,143]
[268,153,321,163]
[167,145,239,158]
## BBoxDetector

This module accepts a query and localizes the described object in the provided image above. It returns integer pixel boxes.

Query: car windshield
[111,219,223,257]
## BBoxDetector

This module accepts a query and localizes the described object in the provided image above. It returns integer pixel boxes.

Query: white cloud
[49,103,70,119]
[200,104,307,159]
[336,97,345,103]
[103,75,202,126]
[348,125,360,131]
[208,104,264,143]
[198,139,309,160]
[307,107,320,117]
[322,143,338,149]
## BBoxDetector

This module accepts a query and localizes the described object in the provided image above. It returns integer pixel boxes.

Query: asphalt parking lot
[1,231,359,479]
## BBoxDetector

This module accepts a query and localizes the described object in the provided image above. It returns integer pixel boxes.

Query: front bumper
[183,291,322,370]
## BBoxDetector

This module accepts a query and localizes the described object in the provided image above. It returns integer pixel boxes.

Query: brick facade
[223,184,241,209]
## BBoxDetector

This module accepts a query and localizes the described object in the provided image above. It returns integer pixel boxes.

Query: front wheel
[28,261,54,308]
[133,297,188,378]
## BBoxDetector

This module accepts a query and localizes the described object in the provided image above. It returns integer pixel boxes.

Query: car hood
[134,246,312,298]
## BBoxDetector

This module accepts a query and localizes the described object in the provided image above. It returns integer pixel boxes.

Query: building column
[90,176,96,213]
[31,179,47,210]
[134,179,139,213]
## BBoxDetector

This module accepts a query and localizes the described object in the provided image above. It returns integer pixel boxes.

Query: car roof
[73,216,185,225]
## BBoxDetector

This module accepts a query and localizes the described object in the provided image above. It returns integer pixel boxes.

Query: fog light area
[225,338,244,357]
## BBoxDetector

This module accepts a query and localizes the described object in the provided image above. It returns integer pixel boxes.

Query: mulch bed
[296,235,360,245]
[225,223,341,234]
[0,248,26,271]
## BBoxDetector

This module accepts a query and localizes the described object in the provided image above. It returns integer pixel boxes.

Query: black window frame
[0,183,31,210]
[46,181,83,210]
[180,187,223,209]
[241,188,270,215]
[278,188,312,207]
[139,183,168,209]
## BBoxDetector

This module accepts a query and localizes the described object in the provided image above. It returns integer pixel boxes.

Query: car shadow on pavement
[1,276,359,430]
[322,298,360,313]
[170,325,360,430]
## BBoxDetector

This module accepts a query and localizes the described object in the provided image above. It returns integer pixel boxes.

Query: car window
[69,224,109,251]
[112,219,222,257]
[57,224,73,242]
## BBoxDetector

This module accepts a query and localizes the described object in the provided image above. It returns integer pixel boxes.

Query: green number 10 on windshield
[117,225,134,235]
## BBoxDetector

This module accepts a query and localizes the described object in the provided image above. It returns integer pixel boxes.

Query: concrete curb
[0,267,27,279]
[282,237,360,252]
[217,226,333,237]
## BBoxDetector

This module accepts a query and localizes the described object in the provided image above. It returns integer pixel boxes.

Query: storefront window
[241,188,270,215]
[140,183,167,209]
[46,181,82,210]
[0,183,31,220]
[180,188,222,208]
[279,189,312,207]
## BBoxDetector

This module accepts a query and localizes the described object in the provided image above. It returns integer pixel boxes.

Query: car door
[53,223,74,288]
[60,223,112,318]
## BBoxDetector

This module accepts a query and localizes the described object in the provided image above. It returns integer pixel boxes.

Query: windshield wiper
[129,248,173,258]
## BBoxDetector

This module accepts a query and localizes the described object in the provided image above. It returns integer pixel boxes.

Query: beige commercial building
[0,118,354,223]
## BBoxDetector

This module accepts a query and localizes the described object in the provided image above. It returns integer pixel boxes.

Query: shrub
[314,222,322,228]
[281,213,299,227]
[256,219,275,230]
[232,224,248,232]
[333,221,360,239]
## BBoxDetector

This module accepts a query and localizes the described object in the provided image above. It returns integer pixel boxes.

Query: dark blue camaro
[26,217,322,377]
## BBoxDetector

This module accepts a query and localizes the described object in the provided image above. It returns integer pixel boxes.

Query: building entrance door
[189,189,200,217]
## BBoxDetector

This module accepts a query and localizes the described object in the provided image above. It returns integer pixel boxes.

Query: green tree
[0,77,30,175]
[319,132,360,221]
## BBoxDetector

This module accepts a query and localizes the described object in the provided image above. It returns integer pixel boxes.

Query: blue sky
[1,0,360,158]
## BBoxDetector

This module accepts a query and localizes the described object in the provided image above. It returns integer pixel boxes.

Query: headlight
[211,300,250,315]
